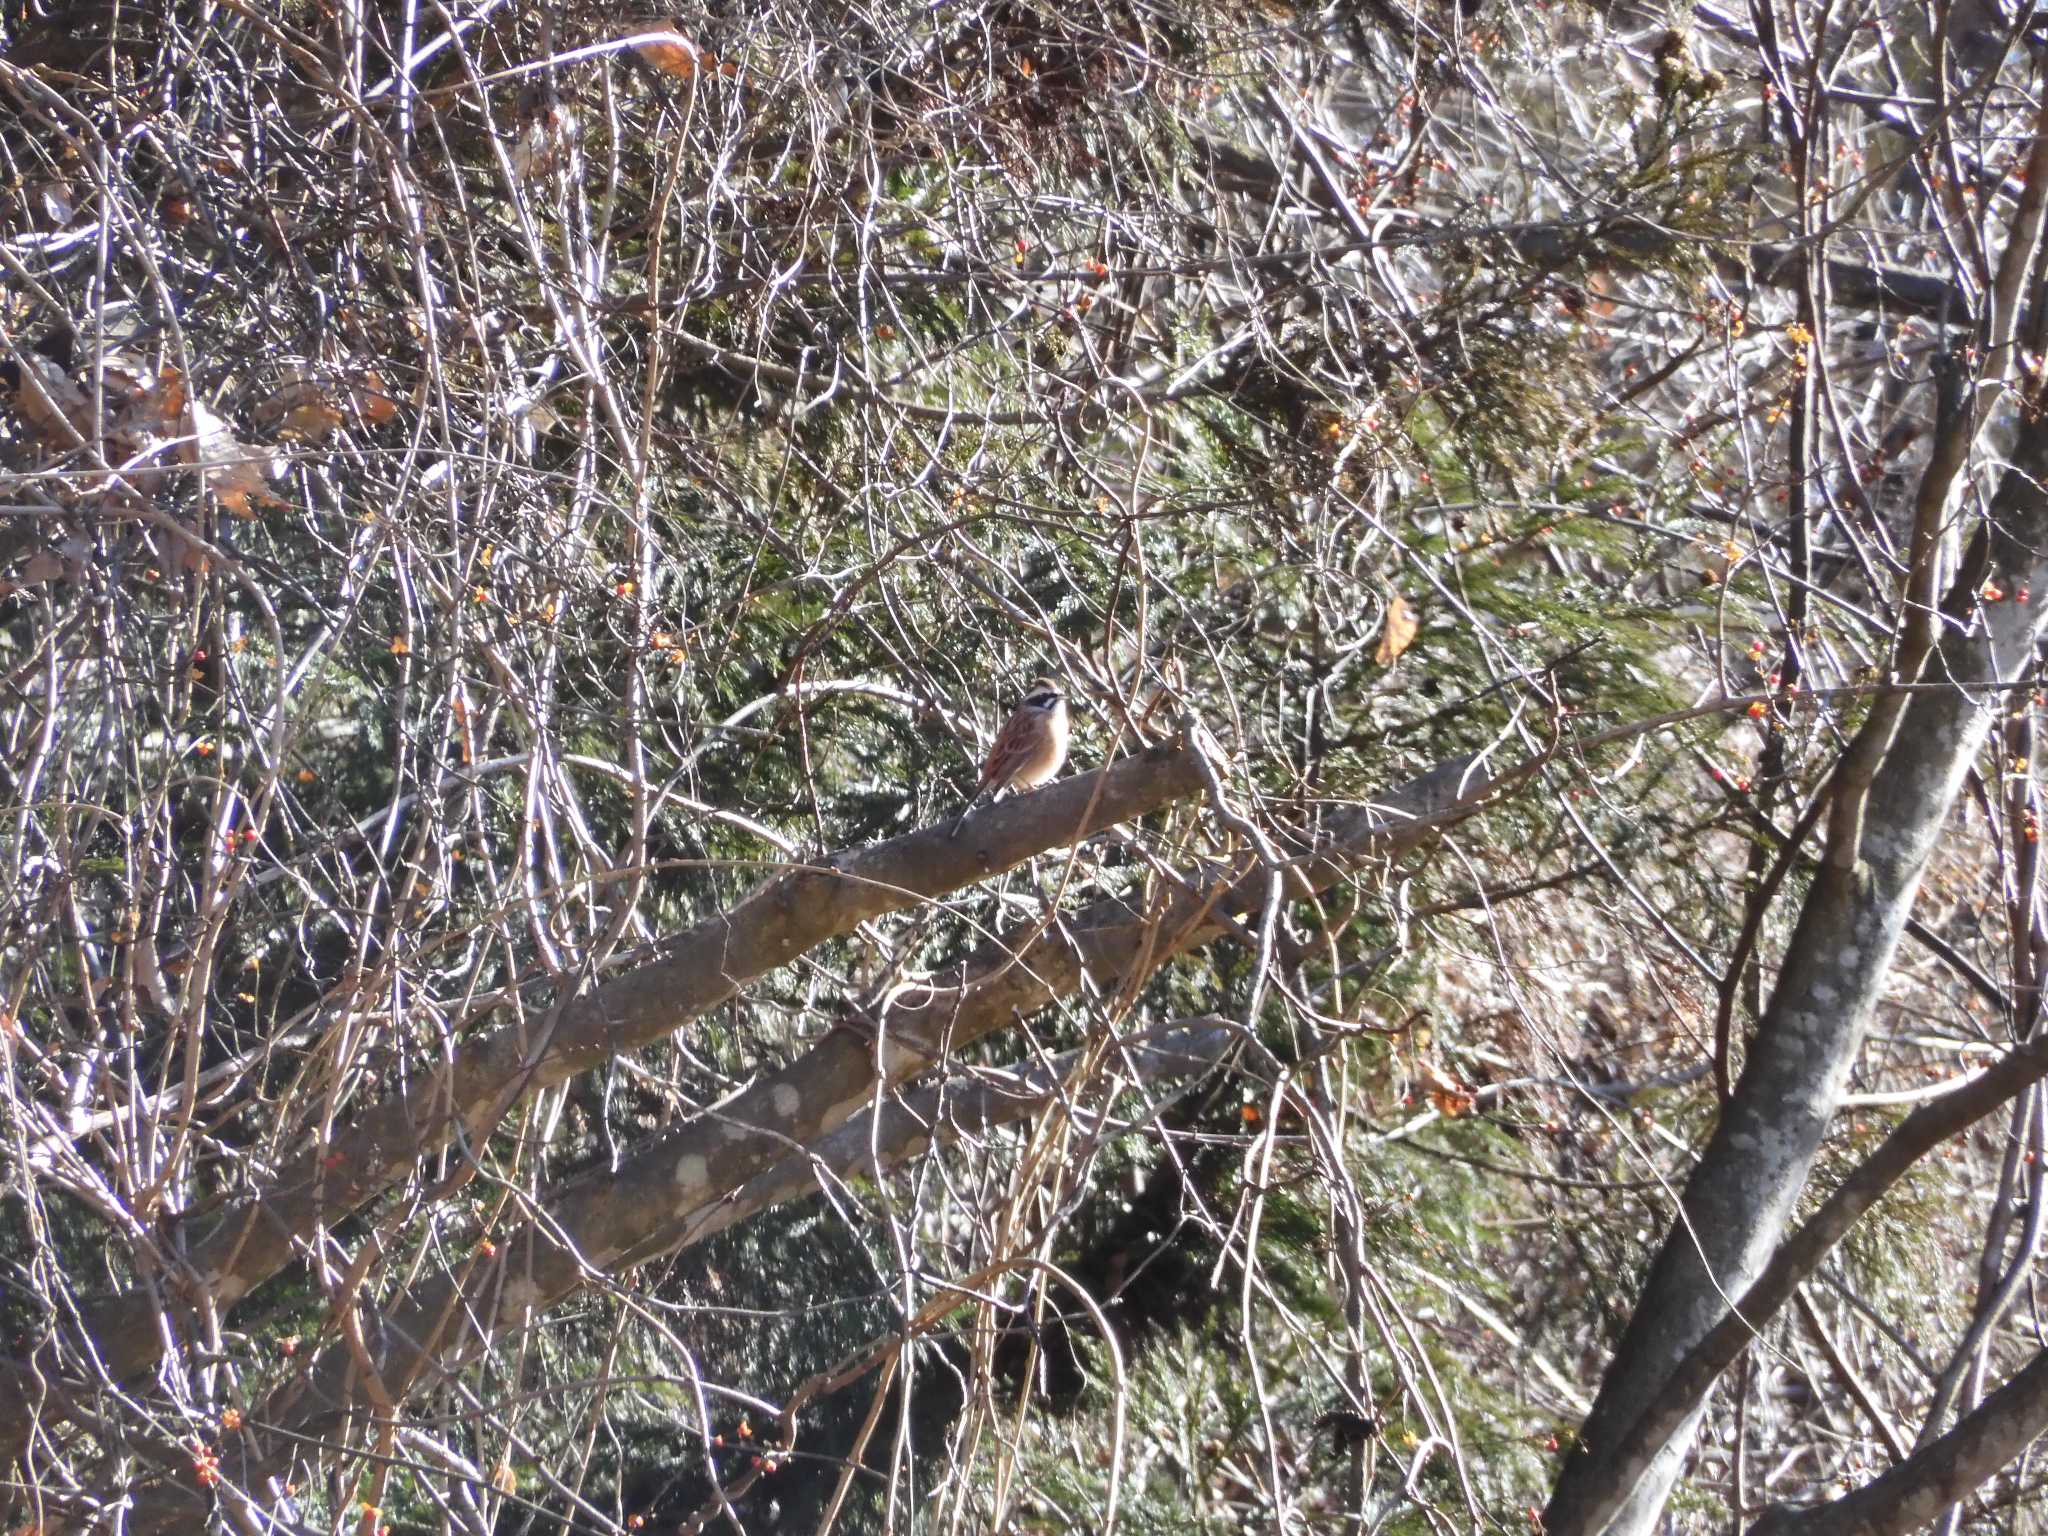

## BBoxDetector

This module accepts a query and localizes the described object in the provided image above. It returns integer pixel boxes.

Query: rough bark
[108,752,1493,1531]
[1580,1023,2048,1519]
[677,1016,1237,1254]
[1544,413,2048,1536]
[1746,1349,2048,1536]
[1,745,1210,1458]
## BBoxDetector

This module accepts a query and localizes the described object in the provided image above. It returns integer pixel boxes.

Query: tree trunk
[1546,416,2048,1535]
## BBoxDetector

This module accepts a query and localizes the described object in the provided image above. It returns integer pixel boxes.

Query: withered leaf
[1417,1059,1474,1118]
[630,25,734,79]
[183,395,282,516]
[6,353,91,447]
[1374,593,1418,666]
[1426,1084,1476,1119]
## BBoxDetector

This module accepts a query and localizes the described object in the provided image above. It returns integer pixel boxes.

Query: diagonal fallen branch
[116,752,1494,1530]
[3,743,1212,1458]
[664,1015,1239,1256]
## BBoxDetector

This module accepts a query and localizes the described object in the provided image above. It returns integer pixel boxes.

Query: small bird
[951,677,1069,836]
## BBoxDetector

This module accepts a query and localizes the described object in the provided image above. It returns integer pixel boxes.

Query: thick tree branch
[1546,405,2048,1536]
[1191,128,2026,334]
[1586,1025,2048,1523]
[110,753,1493,1530]
[671,1015,1239,1257]
[1746,1349,2048,1536]
[0,745,1212,1458]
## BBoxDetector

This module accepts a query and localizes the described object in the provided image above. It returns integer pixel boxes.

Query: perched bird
[951,677,1069,836]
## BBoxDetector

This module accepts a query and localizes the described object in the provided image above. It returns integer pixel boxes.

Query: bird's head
[1021,678,1064,712]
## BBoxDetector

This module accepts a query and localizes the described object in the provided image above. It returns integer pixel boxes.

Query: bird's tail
[949,784,990,839]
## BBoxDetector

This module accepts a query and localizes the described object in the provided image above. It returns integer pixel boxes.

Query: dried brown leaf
[350,370,398,426]
[1417,1059,1473,1118]
[1374,593,1418,666]
[630,26,733,79]
[175,386,283,516]
[7,354,91,447]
